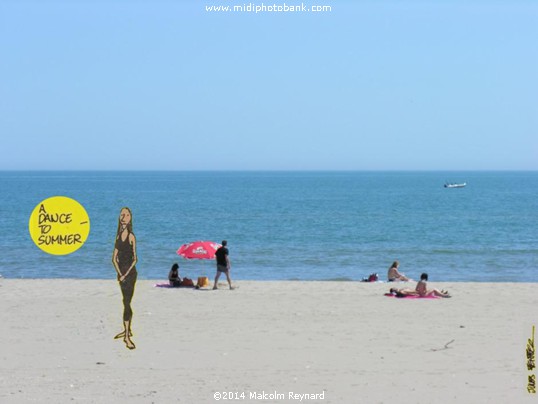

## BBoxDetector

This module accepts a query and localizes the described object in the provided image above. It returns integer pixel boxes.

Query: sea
[0,171,536,282]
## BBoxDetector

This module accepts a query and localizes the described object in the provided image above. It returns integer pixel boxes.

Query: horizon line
[1,168,537,173]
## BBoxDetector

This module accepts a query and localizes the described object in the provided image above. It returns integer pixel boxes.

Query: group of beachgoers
[387,261,451,298]
[168,240,234,290]
[112,205,449,351]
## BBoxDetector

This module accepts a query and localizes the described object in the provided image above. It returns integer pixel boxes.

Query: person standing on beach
[112,207,138,350]
[213,240,234,290]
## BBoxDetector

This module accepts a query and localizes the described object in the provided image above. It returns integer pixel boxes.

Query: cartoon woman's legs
[116,272,137,349]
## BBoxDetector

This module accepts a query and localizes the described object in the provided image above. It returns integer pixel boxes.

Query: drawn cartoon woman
[112,207,138,350]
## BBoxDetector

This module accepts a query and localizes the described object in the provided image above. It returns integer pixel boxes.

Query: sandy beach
[1,279,537,403]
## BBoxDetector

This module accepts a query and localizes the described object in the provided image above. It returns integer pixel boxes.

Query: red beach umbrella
[177,240,221,260]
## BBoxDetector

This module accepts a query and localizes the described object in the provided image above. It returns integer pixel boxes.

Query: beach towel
[154,283,173,288]
[384,293,439,299]
[154,283,195,289]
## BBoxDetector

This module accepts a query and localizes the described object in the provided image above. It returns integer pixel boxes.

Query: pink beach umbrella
[177,240,221,260]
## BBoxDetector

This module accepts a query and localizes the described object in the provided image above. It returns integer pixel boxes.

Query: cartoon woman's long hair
[116,207,133,238]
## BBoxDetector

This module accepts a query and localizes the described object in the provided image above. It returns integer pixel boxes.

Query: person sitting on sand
[169,263,182,287]
[388,273,450,298]
[387,261,410,282]
[416,273,450,298]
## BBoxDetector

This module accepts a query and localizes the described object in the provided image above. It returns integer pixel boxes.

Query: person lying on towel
[389,273,450,298]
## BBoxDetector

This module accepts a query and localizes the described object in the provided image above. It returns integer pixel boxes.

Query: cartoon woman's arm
[112,244,122,277]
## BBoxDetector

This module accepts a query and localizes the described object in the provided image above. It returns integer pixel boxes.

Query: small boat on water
[444,182,467,188]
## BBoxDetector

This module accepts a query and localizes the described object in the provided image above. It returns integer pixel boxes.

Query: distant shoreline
[2,278,537,284]
[1,169,538,173]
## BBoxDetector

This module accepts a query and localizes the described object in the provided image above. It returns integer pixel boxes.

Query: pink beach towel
[154,283,173,288]
[384,293,439,299]
[154,282,196,289]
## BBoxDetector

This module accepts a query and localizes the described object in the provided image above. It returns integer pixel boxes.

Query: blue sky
[1,0,536,170]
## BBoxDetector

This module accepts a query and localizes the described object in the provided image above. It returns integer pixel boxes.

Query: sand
[1,279,537,403]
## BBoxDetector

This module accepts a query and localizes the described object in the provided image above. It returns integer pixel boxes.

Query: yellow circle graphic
[28,196,90,255]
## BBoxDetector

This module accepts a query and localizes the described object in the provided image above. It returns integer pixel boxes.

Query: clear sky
[1,0,536,170]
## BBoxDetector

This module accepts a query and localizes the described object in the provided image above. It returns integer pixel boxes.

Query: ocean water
[0,171,536,282]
